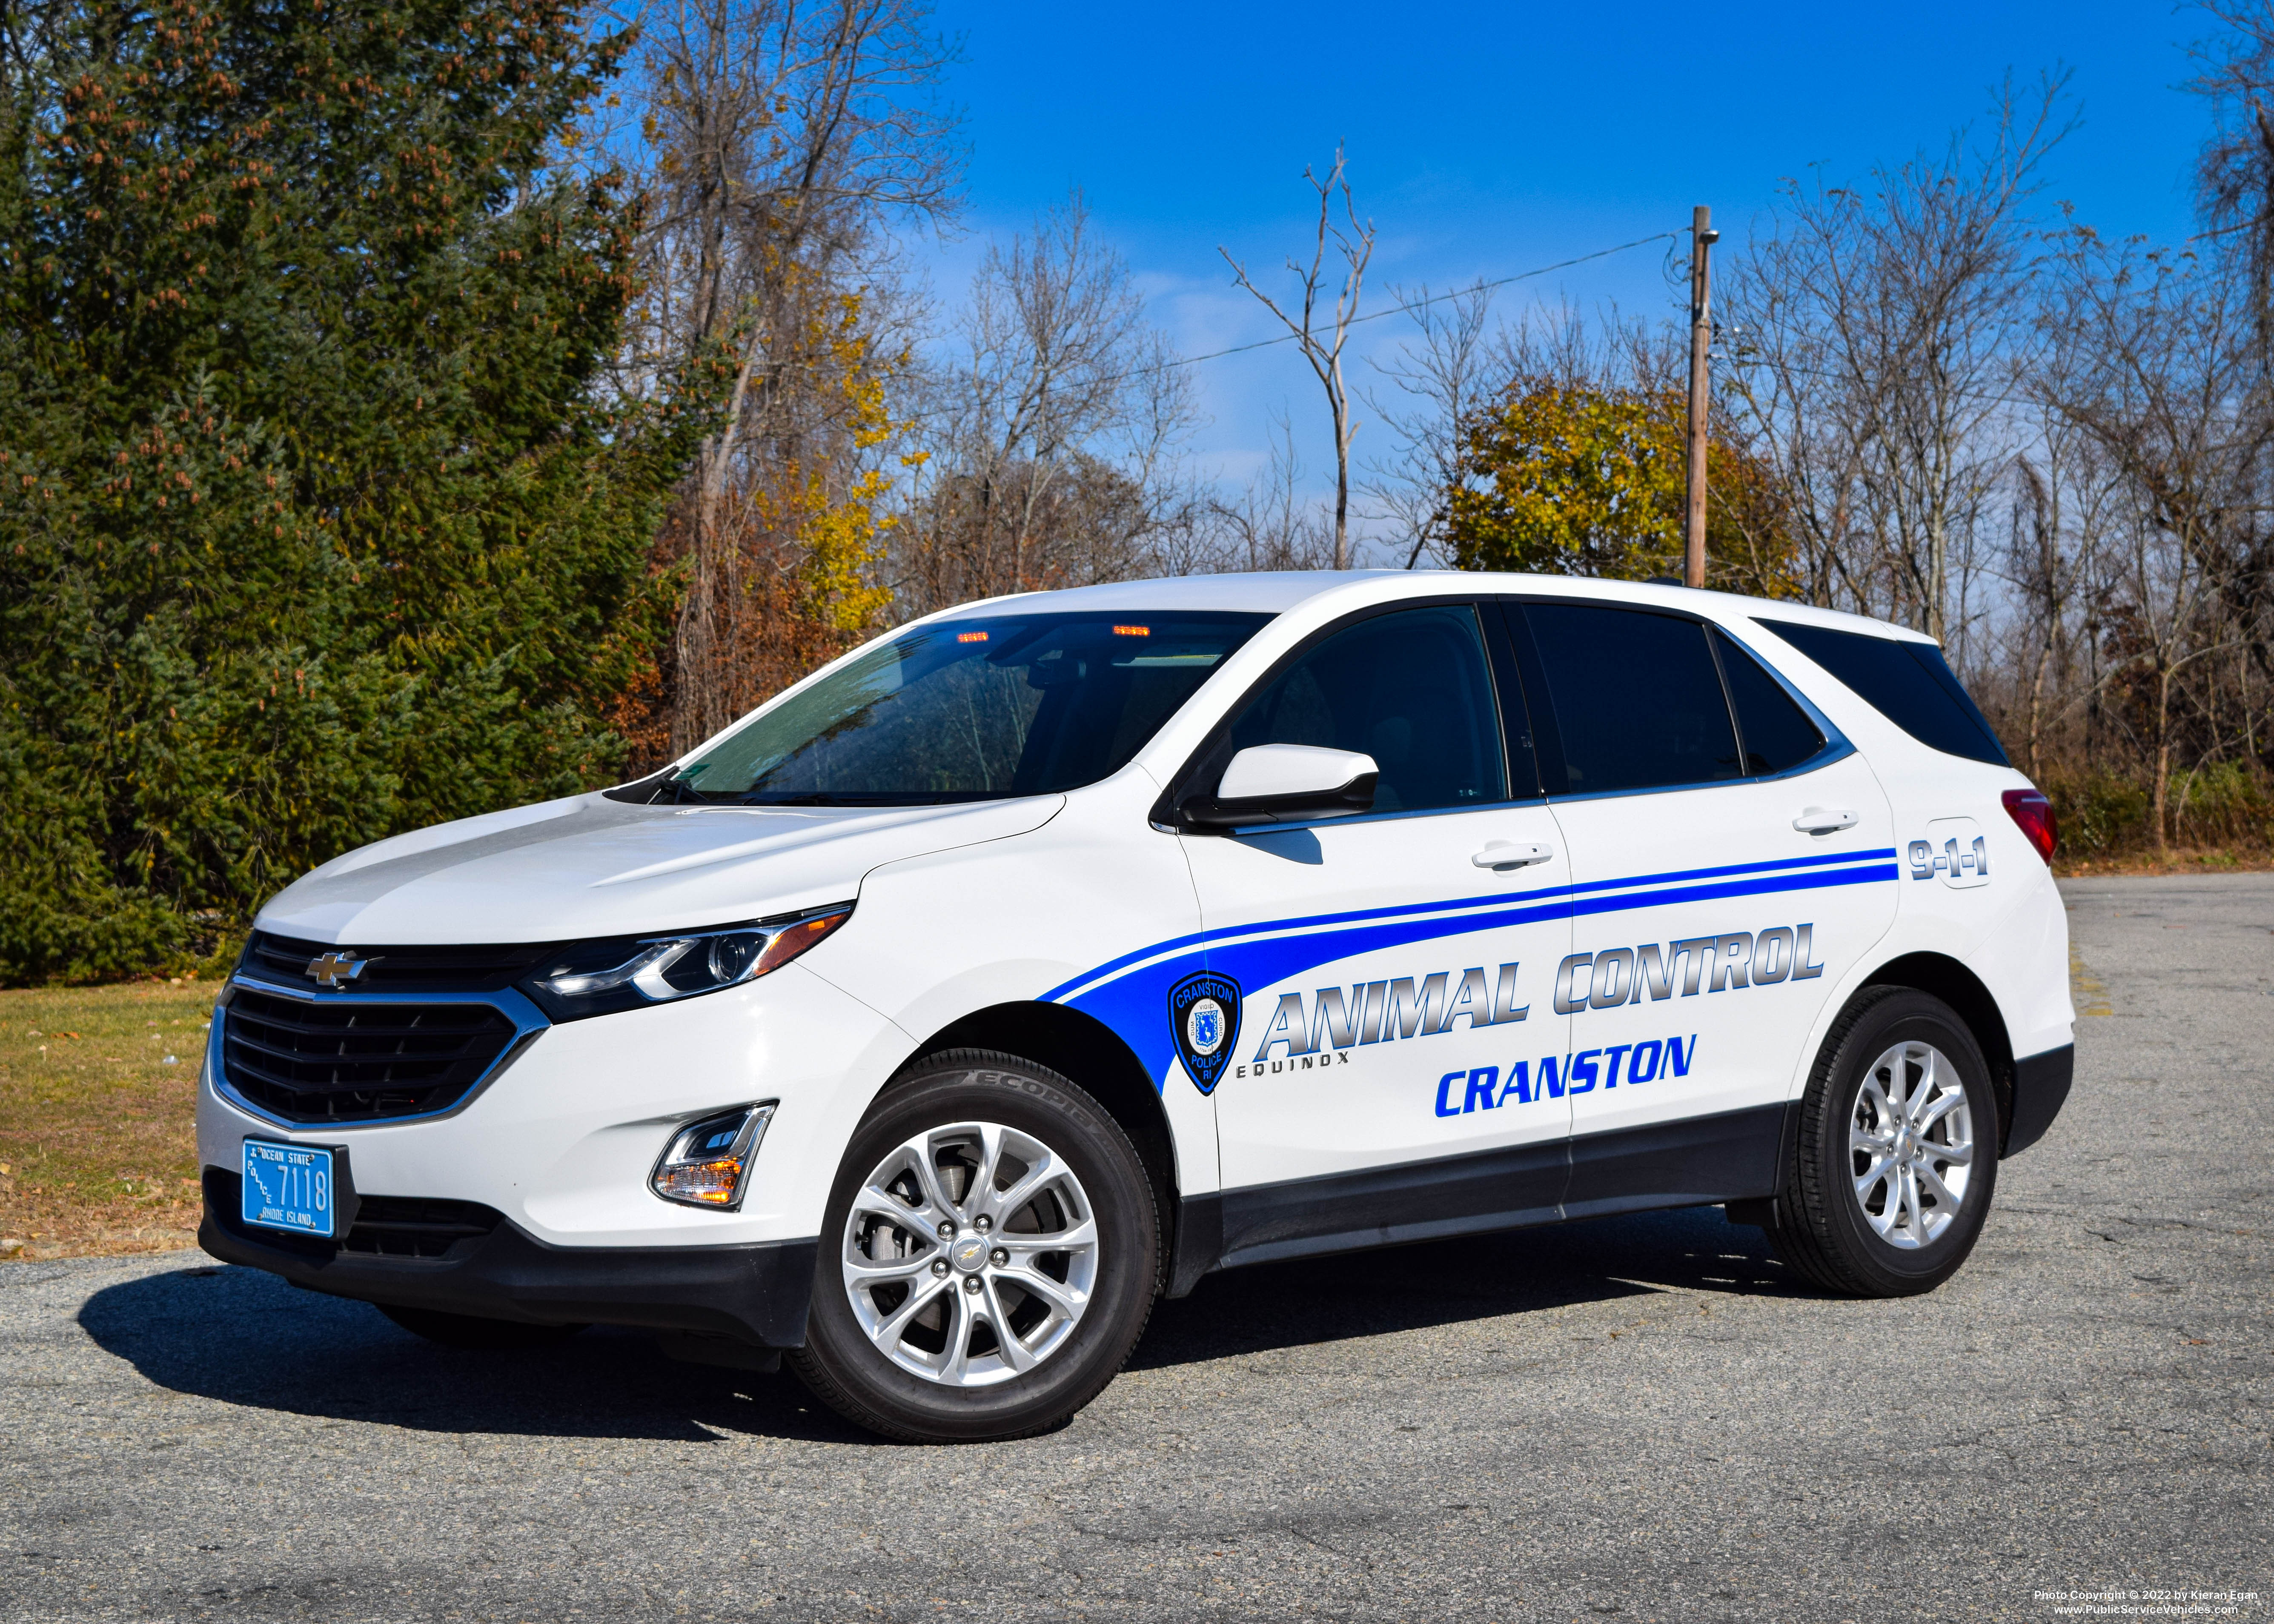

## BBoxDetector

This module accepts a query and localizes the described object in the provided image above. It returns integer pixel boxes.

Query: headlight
[520,905,852,1021]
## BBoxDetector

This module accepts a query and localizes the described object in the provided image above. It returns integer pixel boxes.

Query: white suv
[199,572,2074,1441]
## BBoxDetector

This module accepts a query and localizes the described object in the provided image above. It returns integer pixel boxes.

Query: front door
[1506,600,1899,1217]
[1180,602,1575,1263]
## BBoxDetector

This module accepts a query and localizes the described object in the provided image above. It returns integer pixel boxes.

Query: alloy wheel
[1848,1039,1975,1250]
[839,1121,1100,1387]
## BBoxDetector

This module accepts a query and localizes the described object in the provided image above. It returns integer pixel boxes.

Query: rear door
[1179,600,1574,1261]
[1503,600,1899,1218]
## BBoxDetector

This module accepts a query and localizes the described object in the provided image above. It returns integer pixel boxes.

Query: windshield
[665,611,1273,805]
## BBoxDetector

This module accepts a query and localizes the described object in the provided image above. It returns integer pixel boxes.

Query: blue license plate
[241,1140,335,1238]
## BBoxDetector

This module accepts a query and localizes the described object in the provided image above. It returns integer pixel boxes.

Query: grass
[0,978,219,1260]
[2053,845,2274,877]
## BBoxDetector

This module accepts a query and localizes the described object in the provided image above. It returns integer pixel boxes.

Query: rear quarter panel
[1713,618,2074,1074]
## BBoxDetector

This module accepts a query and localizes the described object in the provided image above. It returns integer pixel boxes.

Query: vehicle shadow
[76,1205,1793,1444]
[75,1264,860,1447]
[1134,1203,1795,1371]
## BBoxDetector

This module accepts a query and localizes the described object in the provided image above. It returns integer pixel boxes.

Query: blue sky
[913,1,2218,523]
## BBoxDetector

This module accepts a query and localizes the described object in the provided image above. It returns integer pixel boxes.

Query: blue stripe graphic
[1040,847,1896,1005]
[1569,846,1896,898]
[1054,855,1897,1092]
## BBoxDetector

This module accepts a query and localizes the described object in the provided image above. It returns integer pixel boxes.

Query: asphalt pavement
[4,875,2269,1623]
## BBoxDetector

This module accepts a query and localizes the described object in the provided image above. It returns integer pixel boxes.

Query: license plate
[241,1140,335,1238]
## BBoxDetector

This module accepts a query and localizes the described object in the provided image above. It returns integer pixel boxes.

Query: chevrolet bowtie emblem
[305,950,373,989]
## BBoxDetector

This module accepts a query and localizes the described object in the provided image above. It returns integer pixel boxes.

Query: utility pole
[1683,204,1719,589]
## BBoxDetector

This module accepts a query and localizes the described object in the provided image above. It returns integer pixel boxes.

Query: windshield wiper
[735,790,1014,807]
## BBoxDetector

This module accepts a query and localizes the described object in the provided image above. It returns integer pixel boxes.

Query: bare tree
[1220,146,1376,570]
[895,194,1200,612]
[2039,229,2270,848]
[2194,2,2274,344]
[2002,449,2071,780]
[1364,282,1495,568]
[1719,78,2071,640]
[623,0,960,751]
[1193,412,1340,573]
[2183,4,2274,689]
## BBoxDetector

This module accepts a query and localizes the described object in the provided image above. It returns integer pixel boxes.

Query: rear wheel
[790,1049,1161,1443]
[1762,986,1999,1297]
[375,1304,587,1350]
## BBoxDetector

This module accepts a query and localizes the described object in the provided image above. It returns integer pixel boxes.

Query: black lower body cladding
[2003,1044,2075,1157]
[200,1175,816,1349]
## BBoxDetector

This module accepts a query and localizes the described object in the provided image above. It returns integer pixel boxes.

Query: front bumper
[200,1170,818,1347]
[197,959,916,1249]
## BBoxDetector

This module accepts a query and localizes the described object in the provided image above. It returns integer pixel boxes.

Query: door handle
[1792,807,1859,835]
[1472,841,1553,870]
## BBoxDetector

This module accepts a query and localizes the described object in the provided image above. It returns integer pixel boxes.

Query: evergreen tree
[0,0,716,980]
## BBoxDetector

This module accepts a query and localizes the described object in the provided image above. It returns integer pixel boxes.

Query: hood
[255,792,1065,945]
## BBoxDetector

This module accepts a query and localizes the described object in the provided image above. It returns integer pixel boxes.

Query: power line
[613,225,1689,398]
[1164,229,1684,372]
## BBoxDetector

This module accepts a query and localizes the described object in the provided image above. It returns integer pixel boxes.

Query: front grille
[342,1195,504,1259]
[221,988,518,1124]
[243,931,558,994]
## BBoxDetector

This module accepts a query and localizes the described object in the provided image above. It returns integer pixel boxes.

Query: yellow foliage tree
[767,293,900,639]
[616,289,909,769]
[1447,382,1798,598]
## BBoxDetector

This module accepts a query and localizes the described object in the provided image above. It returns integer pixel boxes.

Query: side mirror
[1182,744,1378,829]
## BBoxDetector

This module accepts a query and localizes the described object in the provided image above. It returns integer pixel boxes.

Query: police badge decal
[1168,971,1242,1094]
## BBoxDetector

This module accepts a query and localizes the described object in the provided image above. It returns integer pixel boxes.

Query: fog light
[650,1104,775,1212]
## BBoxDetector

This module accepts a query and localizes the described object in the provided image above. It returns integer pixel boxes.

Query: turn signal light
[752,910,850,978]
[655,1157,744,1206]
[650,1104,775,1211]
[2002,788,2057,865]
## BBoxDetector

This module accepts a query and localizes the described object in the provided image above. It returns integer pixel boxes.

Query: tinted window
[1713,628,1826,775]
[1525,604,1741,793]
[1227,605,1506,814]
[671,611,1270,804]
[1756,620,2008,766]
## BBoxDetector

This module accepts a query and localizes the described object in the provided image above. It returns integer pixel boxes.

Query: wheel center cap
[949,1236,990,1274]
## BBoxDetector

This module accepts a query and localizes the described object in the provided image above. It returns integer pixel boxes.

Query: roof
[927,572,1400,618]
[926,570,1933,644]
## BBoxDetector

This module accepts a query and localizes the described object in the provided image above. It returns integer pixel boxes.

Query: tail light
[2001,788,2057,864]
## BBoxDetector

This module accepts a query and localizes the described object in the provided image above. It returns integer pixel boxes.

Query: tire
[789,1049,1162,1444]
[1762,986,2000,1298]
[375,1303,588,1350]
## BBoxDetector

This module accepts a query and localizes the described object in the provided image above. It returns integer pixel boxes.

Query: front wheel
[789,1050,1161,1443]
[1762,987,1999,1297]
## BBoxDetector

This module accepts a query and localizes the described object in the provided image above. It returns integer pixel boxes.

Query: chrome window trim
[209,972,551,1132]
[1538,737,1858,808]
[1218,734,1860,833]
[1224,796,1541,841]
